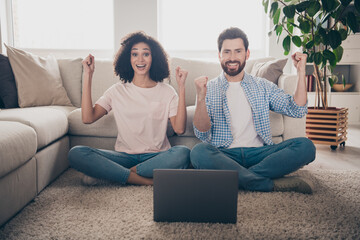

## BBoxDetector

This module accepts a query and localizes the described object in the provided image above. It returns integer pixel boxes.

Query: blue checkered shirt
[193,72,308,147]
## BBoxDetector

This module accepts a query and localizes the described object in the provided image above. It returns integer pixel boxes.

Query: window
[10,0,114,57]
[158,0,267,60]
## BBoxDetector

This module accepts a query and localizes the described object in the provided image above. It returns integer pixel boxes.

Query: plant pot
[306,107,348,150]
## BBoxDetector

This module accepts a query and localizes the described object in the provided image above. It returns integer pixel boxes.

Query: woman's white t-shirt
[96,82,178,154]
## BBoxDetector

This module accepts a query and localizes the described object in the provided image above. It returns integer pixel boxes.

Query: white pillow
[5,44,73,107]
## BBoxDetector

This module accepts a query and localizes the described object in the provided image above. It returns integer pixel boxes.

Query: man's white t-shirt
[226,81,264,148]
[96,82,178,154]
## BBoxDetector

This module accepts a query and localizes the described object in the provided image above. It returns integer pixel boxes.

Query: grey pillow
[250,58,288,84]
[5,44,73,108]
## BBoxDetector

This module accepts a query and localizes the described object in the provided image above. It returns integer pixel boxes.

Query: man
[191,27,315,194]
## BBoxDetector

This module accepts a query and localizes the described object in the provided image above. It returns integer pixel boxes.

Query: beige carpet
[0,168,359,240]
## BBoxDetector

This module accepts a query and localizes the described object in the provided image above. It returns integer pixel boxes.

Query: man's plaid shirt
[193,72,308,147]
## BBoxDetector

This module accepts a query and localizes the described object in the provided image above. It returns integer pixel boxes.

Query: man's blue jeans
[190,137,315,192]
[68,145,190,184]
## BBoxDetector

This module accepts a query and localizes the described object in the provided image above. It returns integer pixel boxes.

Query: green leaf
[321,0,340,13]
[262,0,269,13]
[270,2,278,17]
[292,36,302,47]
[319,28,330,45]
[332,5,345,20]
[296,1,311,12]
[288,24,294,34]
[314,52,323,65]
[342,75,346,87]
[307,1,321,17]
[323,49,337,66]
[329,77,335,87]
[314,34,322,45]
[306,40,315,49]
[299,21,311,33]
[339,29,348,40]
[333,46,344,62]
[308,52,314,63]
[340,0,352,7]
[273,9,281,25]
[355,0,360,13]
[347,12,359,33]
[275,25,283,36]
[328,30,342,49]
[283,36,291,53]
[283,5,296,18]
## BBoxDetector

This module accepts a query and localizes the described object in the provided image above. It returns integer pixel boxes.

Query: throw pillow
[250,58,288,85]
[5,44,73,107]
[0,54,19,108]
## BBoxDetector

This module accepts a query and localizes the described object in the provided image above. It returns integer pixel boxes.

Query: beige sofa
[0,56,305,226]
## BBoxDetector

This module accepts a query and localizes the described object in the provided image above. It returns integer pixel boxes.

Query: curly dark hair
[217,27,249,52]
[113,31,170,83]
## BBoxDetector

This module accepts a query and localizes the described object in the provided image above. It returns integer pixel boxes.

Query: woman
[68,31,190,186]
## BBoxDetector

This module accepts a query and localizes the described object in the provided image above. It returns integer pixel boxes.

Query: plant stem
[313,62,326,108]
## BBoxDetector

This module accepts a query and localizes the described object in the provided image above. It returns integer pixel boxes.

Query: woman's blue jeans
[190,137,315,192]
[68,145,190,184]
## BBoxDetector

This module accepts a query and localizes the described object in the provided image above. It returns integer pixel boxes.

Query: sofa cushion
[89,59,119,105]
[169,58,222,106]
[0,107,68,150]
[182,105,196,137]
[0,54,19,108]
[269,111,284,137]
[5,44,73,107]
[58,58,83,108]
[68,108,117,137]
[250,58,288,84]
[244,57,276,73]
[68,108,176,138]
[0,121,37,178]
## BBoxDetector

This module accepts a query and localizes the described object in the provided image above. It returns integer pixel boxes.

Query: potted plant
[262,0,360,149]
[262,0,360,109]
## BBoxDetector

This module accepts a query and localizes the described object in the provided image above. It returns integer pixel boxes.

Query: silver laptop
[153,169,238,223]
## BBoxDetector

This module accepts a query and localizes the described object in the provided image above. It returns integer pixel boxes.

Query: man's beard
[221,60,246,77]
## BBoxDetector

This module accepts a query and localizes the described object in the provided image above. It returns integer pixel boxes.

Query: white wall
[114,0,157,52]
[2,0,290,64]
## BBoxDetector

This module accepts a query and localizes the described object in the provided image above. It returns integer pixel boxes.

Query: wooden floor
[303,124,360,171]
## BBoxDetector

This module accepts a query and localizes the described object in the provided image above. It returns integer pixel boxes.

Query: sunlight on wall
[12,0,113,49]
[158,0,265,52]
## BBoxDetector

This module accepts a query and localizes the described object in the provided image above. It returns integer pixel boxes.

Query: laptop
[153,169,238,223]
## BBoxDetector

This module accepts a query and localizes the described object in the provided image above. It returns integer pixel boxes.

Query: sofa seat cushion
[181,105,196,137]
[47,106,77,117]
[0,121,37,178]
[269,111,284,137]
[0,107,68,150]
[68,108,117,137]
[68,108,176,138]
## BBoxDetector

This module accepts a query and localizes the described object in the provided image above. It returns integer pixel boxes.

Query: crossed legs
[68,145,190,185]
[190,137,315,192]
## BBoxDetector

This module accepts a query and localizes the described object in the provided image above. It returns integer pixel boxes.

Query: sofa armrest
[278,73,297,95]
[283,115,306,141]
[278,74,307,140]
